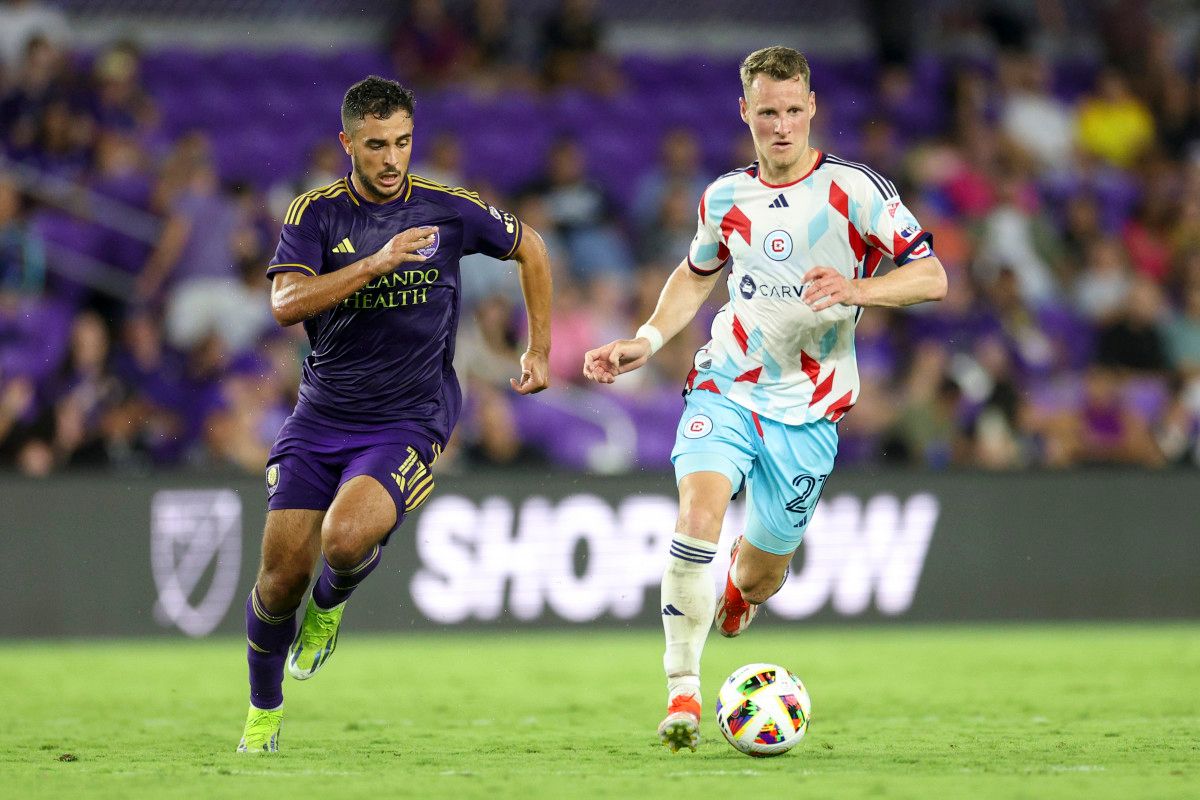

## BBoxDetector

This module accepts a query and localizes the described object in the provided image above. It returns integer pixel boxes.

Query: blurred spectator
[164,229,273,355]
[998,53,1075,171]
[463,383,548,467]
[882,344,968,467]
[538,0,619,93]
[137,141,239,303]
[858,118,903,182]
[411,130,464,187]
[1163,279,1200,378]
[0,173,45,295]
[205,351,288,472]
[456,292,524,392]
[974,174,1064,307]
[546,277,599,386]
[524,136,634,278]
[389,0,471,88]
[1094,276,1169,374]
[965,335,1028,470]
[267,141,344,222]
[1059,193,1101,272]
[637,183,695,264]
[109,310,188,465]
[1071,237,1131,324]
[463,0,535,91]
[1076,69,1155,169]
[90,40,158,141]
[0,35,69,159]
[1156,375,1200,467]
[985,268,1055,374]
[46,310,122,467]
[32,98,95,178]
[0,0,68,72]
[454,293,548,468]
[1122,196,1175,284]
[631,128,708,231]
[1048,366,1165,468]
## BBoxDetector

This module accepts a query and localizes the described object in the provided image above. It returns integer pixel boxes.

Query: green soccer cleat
[236,706,282,753]
[287,597,346,681]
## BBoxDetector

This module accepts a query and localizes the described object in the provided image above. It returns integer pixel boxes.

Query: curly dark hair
[340,76,415,134]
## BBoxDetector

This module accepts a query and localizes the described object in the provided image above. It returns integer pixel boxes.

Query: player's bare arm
[583,259,723,385]
[510,224,552,395]
[801,255,948,312]
[269,226,438,326]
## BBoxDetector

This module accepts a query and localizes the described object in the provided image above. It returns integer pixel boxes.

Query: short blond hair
[740,46,811,94]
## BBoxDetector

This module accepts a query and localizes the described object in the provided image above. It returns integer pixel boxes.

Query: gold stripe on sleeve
[268,263,318,277]
[502,216,522,259]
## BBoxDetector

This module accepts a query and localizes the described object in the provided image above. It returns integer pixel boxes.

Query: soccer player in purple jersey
[237,76,553,753]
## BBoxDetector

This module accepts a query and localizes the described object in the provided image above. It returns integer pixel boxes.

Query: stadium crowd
[1,0,1199,476]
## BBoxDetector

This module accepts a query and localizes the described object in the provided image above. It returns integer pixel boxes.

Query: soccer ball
[715,662,811,757]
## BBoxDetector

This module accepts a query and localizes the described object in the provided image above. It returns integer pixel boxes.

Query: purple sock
[311,544,383,610]
[245,585,297,710]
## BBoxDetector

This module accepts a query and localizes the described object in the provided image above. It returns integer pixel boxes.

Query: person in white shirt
[583,45,948,753]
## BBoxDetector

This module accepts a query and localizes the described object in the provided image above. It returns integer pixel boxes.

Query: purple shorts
[264,415,442,526]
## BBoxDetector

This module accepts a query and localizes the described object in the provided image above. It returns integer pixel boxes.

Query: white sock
[661,532,718,702]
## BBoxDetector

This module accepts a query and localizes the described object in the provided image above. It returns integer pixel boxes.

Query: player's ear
[738,96,749,125]
[808,91,816,120]
[338,131,352,156]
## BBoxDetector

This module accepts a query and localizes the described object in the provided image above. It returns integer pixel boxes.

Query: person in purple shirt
[237,76,553,754]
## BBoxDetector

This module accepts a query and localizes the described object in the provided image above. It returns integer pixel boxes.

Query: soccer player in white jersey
[583,46,947,752]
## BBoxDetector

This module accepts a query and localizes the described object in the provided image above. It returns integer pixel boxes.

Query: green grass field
[2,624,1197,799]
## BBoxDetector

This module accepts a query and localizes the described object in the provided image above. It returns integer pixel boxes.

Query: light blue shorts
[670,390,838,555]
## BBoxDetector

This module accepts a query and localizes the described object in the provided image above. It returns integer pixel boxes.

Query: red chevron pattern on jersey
[827,391,855,422]
[735,366,762,384]
[720,204,752,246]
[800,351,821,385]
[810,369,836,406]
[864,248,884,278]
[828,181,849,218]
[829,182,867,262]
[732,315,750,354]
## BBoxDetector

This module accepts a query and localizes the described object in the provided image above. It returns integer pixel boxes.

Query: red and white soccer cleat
[657,692,702,752]
[714,535,758,638]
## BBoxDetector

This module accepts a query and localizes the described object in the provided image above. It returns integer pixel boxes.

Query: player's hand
[802,266,862,311]
[370,226,438,275]
[511,348,550,395]
[583,338,652,384]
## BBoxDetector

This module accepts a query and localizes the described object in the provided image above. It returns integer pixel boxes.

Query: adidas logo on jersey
[768,193,789,209]
[332,237,356,254]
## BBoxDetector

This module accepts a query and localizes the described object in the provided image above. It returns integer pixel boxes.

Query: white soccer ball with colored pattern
[715,662,811,756]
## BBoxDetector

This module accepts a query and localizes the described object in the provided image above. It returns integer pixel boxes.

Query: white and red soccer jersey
[685,152,934,426]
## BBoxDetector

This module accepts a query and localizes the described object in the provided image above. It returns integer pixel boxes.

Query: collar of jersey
[345,171,413,207]
[756,150,825,189]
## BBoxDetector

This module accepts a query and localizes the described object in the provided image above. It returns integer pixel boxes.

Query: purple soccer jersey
[266,174,522,442]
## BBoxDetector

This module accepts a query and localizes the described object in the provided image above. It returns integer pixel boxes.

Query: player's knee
[320,517,373,571]
[256,567,309,611]
[675,503,724,540]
